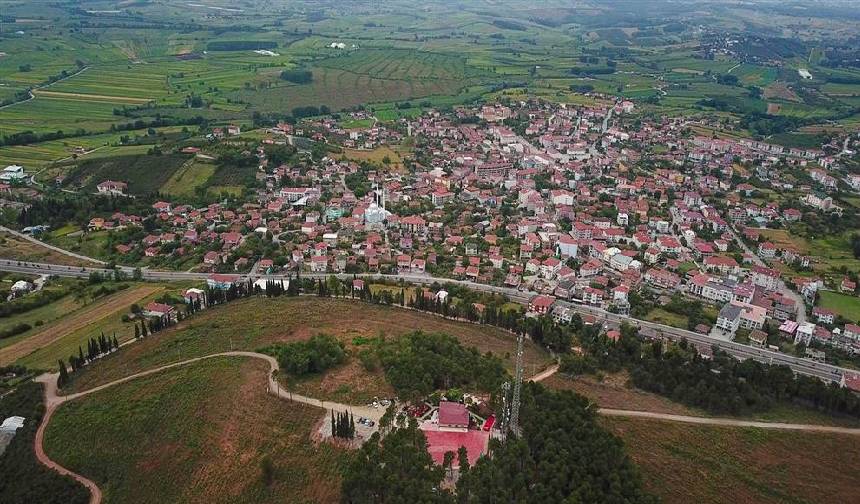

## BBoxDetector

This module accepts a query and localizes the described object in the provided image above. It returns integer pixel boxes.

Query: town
[5,96,859,380]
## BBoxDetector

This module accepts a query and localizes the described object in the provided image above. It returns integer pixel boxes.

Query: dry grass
[0,232,95,267]
[46,357,347,504]
[543,373,696,415]
[604,416,860,504]
[341,146,407,173]
[66,297,552,393]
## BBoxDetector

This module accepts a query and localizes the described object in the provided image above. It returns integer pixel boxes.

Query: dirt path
[529,364,559,382]
[31,351,860,504]
[0,285,160,365]
[598,408,860,434]
[34,375,102,504]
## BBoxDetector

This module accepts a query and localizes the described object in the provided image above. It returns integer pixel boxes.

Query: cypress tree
[57,359,69,388]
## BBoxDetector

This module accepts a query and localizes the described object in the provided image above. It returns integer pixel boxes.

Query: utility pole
[509,331,524,437]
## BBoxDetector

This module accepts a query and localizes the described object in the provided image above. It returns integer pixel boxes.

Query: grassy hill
[45,357,346,504]
[65,296,551,396]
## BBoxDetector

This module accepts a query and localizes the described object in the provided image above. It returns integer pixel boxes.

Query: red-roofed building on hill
[438,401,469,432]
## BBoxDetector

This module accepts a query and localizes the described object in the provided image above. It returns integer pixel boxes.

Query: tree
[57,360,69,388]
[341,419,449,503]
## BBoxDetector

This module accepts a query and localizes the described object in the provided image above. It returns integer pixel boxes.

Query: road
[0,258,851,383]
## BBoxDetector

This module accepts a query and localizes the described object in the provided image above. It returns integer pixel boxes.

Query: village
[4,97,860,379]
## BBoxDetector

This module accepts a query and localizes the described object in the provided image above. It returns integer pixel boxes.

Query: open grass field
[0,284,162,369]
[819,291,860,324]
[604,417,860,504]
[45,357,347,504]
[341,146,407,172]
[65,296,552,393]
[0,294,83,351]
[644,308,687,329]
[159,158,216,197]
[757,228,860,273]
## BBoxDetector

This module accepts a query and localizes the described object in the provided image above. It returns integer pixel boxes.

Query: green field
[45,357,347,504]
[160,158,217,197]
[819,291,860,323]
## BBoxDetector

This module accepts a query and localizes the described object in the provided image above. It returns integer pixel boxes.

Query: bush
[280,69,313,84]
[268,334,346,376]
[0,323,31,340]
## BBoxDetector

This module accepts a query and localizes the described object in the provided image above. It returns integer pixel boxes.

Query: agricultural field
[63,152,193,195]
[65,296,552,394]
[0,284,163,369]
[45,357,347,504]
[236,49,489,113]
[819,291,860,324]
[605,417,860,504]
[0,94,123,136]
[0,126,190,172]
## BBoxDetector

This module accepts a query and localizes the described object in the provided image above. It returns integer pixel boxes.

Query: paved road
[0,258,850,383]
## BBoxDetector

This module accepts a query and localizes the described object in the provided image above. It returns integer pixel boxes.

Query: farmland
[605,417,860,504]
[65,296,552,394]
[0,284,163,369]
[45,357,347,504]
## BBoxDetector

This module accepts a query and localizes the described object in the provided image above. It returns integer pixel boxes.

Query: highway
[0,258,851,383]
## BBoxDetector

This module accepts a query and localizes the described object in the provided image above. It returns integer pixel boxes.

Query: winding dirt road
[31,352,860,504]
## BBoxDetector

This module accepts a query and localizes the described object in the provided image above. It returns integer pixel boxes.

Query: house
[0,165,29,183]
[794,322,816,346]
[813,307,836,325]
[437,401,469,432]
[715,303,743,337]
[96,180,128,196]
[207,274,240,290]
[143,302,177,322]
[556,234,578,258]
[183,288,205,304]
[750,265,780,292]
[703,255,739,276]
[528,295,555,315]
[758,241,777,259]
[310,255,328,272]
